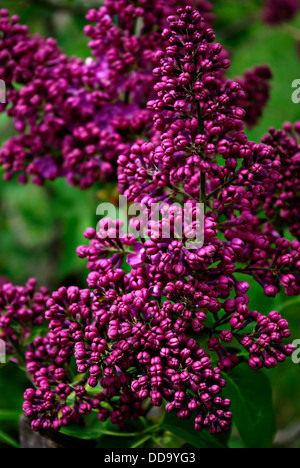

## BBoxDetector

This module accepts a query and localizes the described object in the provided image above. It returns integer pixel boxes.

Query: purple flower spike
[14,5,299,438]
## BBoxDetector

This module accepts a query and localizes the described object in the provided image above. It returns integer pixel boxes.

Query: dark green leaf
[162,412,229,449]
[222,363,276,448]
[0,411,21,423]
[61,423,138,440]
[96,435,132,449]
[0,430,19,448]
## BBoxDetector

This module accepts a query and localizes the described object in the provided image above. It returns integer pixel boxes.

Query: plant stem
[7,338,26,368]
[207,173,239,200]
[131,435,153,448]
[196,101,205,134]
[200,172,206,204]
[237,267,275,273]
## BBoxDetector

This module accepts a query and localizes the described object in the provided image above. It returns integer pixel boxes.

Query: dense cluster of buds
[117,7,300,299]
[23,274,233,434]
[261,123,300,239]
[263,0,300,25]
[21,8,298,435]
[79,222,295,371]
[0,279,48,363]
[0,1,273,188]
[0,2,213,188]
[23,221,295,433]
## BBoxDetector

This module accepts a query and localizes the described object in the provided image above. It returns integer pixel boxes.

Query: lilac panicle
[261,122,300,240]
[23,8,297,436]
[0,2,272,188]
[0,1,213,188]
[24,235,294,433]
[117,7,300,300]
[24,268,232,434]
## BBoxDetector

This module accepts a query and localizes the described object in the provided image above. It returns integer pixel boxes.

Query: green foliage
[162,412,230,449]
[0,364,29,448]
[223,364,276,448]
[215,4,300,143]
[0,430,19,448]
[0,175,98,290]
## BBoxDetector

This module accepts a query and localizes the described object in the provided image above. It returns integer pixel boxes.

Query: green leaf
[162,412,229,449]
[278,297,300,313]
[130,435,153,448]
[61,424,138,440]
[0,430,19,448]
[222,363,276,448]
[0,410,20,423]
[96,435,132,449]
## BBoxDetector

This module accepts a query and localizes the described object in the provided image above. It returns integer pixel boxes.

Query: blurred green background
[0,0,300,448]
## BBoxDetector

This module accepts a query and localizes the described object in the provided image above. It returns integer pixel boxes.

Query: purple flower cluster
[263,0,299,25]
[0,2,213,188]
[0,2,274,189]
[0,279,48,363]
[118,14,245,200]
[85,0,213,86]
[23,276,232,434]
[261,123,300,239]
[116,8,300,299]
[24,223,294,433]
[236,66,273,129]
[22,8,297,435]
[79,226,295,373]
[0,7,147,187]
